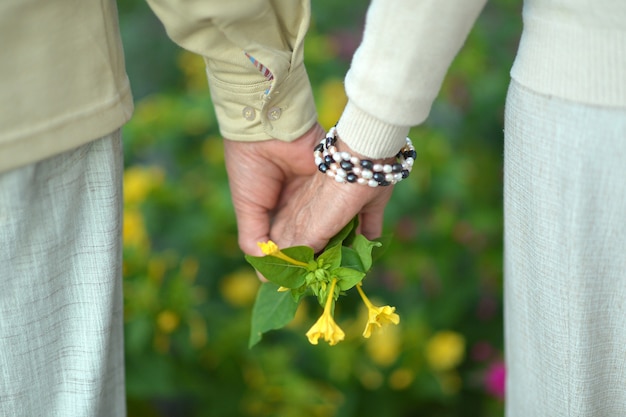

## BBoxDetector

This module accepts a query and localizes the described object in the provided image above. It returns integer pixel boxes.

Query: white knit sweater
[338,0,626,158]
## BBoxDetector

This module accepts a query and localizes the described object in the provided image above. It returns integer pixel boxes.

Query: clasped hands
[224,123,394,258]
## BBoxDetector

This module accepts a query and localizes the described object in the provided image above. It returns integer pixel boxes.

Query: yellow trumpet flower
[306,278,345,346]
[356,283,400,338]
[257,240,309,267]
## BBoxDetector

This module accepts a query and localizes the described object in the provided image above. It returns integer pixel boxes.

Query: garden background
[118,0,521,415]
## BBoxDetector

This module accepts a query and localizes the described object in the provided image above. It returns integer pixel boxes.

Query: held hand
[223,123,326,256]
[269,138,395,253]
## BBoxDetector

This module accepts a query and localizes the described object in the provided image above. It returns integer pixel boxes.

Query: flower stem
[273,252,309,267]
[356,283,374,309]
[324,278,338,311]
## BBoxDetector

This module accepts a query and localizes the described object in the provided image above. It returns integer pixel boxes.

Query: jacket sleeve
[336,0,487,158]
[145,0,318,141]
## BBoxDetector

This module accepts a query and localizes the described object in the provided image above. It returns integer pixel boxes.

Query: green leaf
[340,247,365,272]
[249,282,299,348]
[317,242,342,269]
[244,246,313,288]
[326,217,357,248]
[372,233,392,263]
[352,234,382,272]
[290,285,309,303]
[333,267,366,291]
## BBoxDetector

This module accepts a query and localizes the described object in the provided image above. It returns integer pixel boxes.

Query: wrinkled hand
[269,139,395,253]
[224,123,325,256]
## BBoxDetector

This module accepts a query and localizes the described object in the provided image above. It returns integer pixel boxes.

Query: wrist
[336,101,410,159]
[314,126,415,187]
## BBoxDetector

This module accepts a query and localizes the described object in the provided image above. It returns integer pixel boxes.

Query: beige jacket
[2,0,624,172]
[0,0,133,173]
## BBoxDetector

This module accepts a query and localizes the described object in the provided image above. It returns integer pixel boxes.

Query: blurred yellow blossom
[365,322,402,367]
[157,310,180,334]
[123,165,164,206]
[356,283,400,338]
[389,368,415,390]
[177,50,208,92]
[306,279,345,346]
[425,330,466,371]
[317,79,347,129]
[220,269,260,307]
[123,209,148,248]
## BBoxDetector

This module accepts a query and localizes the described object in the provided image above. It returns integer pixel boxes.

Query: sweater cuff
[205,59,318,142]
[336,101,410,159]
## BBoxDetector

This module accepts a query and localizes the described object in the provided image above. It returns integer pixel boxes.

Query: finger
[229,167,284,256]
[234,202,271,256]
[271,178,361,252]
[359,207,386,240]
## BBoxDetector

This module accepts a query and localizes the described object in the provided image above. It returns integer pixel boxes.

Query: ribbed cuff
[336,101,410,159]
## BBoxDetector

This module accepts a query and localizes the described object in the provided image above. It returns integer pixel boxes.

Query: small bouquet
[245,218,399,348]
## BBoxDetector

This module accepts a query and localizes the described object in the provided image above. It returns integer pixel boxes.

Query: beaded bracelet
[314,127,416,187]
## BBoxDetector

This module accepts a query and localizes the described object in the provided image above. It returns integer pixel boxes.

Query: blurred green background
[118,1,521,416]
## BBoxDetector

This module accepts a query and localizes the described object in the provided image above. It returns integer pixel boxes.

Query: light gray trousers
[0,131,126,416]
[504,80,626,416]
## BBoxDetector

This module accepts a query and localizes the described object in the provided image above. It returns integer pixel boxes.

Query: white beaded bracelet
[314,127,415,187]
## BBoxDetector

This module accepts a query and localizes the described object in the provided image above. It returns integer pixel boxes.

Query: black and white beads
[314,127,415,187]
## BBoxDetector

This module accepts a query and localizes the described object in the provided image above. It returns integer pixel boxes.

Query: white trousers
[504,80,626,416]
[0,131,126,416]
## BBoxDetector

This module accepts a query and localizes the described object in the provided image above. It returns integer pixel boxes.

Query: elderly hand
[223,123,325,256]
[268,137,395,253]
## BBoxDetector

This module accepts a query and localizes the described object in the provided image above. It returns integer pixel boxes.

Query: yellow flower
[123,209,148,248]
[156,310,180,334]
[306,279,345,346]
[318,78,348,129]
[424,330,466,372]
[257,240,280,255]
[177,50,207,92]
[257,240,309,267]
[365,323,401,366]
[220,269,260,307]
[123,165,164,206]
[356,284,400,338]
[388,368,415,390]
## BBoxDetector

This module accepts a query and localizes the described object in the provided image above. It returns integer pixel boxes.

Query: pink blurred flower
[484,361,506,400]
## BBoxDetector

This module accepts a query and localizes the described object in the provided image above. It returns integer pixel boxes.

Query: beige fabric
[145,0,317,143]
[0,131,125,417]
[504,80,626,416]
[0,0,133,174]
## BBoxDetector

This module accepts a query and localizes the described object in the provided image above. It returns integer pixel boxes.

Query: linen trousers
[504,80,626,416]
[0,131,126,416]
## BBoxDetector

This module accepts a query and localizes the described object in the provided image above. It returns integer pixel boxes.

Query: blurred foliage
[118,0,521,416]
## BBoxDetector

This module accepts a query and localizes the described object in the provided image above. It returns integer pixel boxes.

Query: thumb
[233,202,271,257]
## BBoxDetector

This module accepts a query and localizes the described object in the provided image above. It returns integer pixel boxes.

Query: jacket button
[267,107,282,121]
[242,106,256,121]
